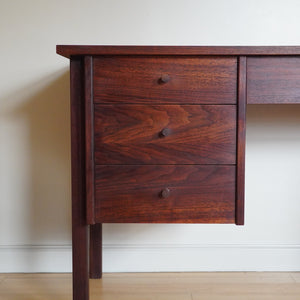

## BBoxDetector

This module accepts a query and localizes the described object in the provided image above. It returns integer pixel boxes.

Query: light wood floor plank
[0,274,71,300]
[0,273,300,300]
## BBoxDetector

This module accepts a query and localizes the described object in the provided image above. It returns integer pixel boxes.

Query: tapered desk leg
[89,223,103,278]
[71,57,89,300]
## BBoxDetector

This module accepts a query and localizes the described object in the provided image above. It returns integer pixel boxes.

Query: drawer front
[93,56,237,104]
[247,57,300,104]
[94,105,236,165]
[95,165,236,223]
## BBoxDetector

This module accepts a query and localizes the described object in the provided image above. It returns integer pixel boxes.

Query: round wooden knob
[159,74,170,83]
[160,128,171,137]
[160,188,170,199]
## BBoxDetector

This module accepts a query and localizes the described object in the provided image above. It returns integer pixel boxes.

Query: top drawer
[93,56,237,104]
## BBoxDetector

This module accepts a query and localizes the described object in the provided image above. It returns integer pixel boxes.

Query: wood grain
[70,58,89,300]
[84,56,95,224]
[57,45,300,58]
[94,105,237,165]
[93,56,237,104]
[94,165,236,223]
[236,57,247,225]
[247,57,300,104]
[3,273,300,300]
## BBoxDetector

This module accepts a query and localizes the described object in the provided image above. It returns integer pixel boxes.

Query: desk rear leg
[89,223,102,278]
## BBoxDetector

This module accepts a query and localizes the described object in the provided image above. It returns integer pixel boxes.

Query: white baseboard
[0,244,71,273]
[1,243,300,273]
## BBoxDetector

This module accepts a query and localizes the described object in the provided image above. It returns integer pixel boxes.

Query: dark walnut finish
[93,56,237,104]
[236,57,247,225]
[94,104,237,165]
[89,223,102,278]
[57,45,300,58]
[247,57,300,104]
[84,56,95,224]
[70,58,89,300]
[56,46,300,300]
[95,165,236,223]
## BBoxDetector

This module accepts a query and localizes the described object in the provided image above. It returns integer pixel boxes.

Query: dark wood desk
[57,46,300,300]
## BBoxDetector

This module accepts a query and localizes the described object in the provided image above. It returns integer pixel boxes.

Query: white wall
[1,0,300,272]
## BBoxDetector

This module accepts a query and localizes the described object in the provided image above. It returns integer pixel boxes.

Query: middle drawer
[94,105,236,165]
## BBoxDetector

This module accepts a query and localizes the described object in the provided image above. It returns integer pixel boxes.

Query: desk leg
[89,223,103,278]
[72,215,89,300]
[71,57,89,300]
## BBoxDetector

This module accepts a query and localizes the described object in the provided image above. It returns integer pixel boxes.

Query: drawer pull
[160,127,171,137]
[159,74,170,84]
[160,188,170,199]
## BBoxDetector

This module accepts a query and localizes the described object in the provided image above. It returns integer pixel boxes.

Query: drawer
[94,165,236,223]
[93,56,237,104]
[247,57,300,104]
[94,105,236,165]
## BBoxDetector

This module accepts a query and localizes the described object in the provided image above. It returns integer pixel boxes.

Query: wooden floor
[1,272,300,299]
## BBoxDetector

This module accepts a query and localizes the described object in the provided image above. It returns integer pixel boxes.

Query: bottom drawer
[94,165,236,223]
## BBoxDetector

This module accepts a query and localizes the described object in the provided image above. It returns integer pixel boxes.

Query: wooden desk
[57,46,300,300]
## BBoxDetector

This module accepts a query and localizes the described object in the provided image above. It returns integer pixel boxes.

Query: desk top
[56,45,300,58]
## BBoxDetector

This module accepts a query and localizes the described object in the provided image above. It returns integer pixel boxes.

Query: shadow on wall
[246,104,300,230]
[247,104,300,138]
[1,69,71,245]
[246,104,300,153]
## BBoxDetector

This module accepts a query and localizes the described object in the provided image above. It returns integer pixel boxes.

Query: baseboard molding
[1,243,300,273]
[0,244,71,273]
